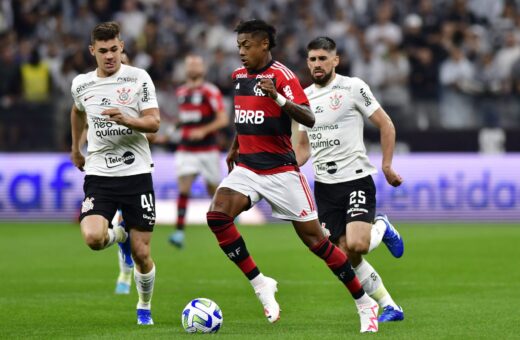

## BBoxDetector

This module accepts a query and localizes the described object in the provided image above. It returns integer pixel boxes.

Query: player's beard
[311,70,333,86]
[187,72,204,82]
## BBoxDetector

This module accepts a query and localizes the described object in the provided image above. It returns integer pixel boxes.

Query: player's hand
[187,128,207,141]
[257,78,277,98]
[71,150,85,171]
[383,166,403,187]
[101,108,129,126]
[226,148,239,173]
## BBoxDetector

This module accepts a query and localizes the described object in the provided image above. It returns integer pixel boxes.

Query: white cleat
[357,298,379,333]
[254,277,280,323]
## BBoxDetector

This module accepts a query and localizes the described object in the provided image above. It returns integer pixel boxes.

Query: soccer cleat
[378,305,404,322]
[375,214,404,258]
[357,298,379,333]
[137,309,154,325]
[169,230,185,249]
[115,281,131,295]
[115,223,133,295]
[254,277,280,323]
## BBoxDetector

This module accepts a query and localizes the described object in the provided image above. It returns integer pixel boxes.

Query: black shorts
[79,173,156,231]
[314,175,376,243]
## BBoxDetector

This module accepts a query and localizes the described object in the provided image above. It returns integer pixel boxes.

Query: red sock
[176,193,188,230]
[311,238,364,299]
[207,211,260,280]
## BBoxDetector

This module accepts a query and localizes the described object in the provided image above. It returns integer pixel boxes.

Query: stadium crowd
[1,0,520,151]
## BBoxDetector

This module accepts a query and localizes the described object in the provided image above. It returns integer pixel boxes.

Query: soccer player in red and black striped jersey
[169,55,228,248]
[205,19,379,333]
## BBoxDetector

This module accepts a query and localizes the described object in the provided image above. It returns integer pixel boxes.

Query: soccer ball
[181,298,223,333]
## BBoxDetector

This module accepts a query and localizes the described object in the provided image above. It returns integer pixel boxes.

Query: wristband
[274,93,287,107]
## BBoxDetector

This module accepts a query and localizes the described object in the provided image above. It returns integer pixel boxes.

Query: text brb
[234,110,265,124]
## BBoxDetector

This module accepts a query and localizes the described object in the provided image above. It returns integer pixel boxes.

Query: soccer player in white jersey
[295,37,405,322]
[70,22,160,325]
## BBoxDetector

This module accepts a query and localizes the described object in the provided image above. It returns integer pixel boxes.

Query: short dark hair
[234,19,276,49]
[91,21,121,44]
[307,37,337,52]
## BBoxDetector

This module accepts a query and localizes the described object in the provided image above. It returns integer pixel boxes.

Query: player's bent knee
[83,233,105,250]
[347,238,369,255]
[131,245,150,263]
[207,211,233,232]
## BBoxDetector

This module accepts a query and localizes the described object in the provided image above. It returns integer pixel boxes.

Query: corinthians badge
[329,92,342,110]
[116,87,132,105]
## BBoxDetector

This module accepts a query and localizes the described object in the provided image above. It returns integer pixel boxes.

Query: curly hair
[234,19,276,50]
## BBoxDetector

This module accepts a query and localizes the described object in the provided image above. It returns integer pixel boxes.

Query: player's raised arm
[295,130,311,167]
[257,78,315,128]
[369,108,403,187]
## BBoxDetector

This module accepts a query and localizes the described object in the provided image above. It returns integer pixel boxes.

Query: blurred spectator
[20,48,51,102]
[365,2,402,56]
[439,46,476,128]
[1,0,520,151]
[494,30,520,83]
[379,43,411,128]
[351,44,385,99]
[473,52,502,127]
[114,0,147,42]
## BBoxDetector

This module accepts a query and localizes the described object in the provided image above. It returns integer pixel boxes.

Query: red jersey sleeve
[276,73,309,106]
[205,84,225,112]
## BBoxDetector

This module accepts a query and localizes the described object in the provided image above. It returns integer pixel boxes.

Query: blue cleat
[169,230,185,249]
[375,214,404,258]
[115,220,133,295]
[378,305,404,322]
[137,309,154,325]
[115,281,131,295]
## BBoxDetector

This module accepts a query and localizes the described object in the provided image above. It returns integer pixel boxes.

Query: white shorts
[218,166,318,222]
[175,150,222,185]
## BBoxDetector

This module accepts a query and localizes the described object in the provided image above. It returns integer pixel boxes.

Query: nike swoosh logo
[84,95,94,101]
[351,212,364,217]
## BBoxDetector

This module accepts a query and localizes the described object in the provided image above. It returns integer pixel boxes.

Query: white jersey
[71,64,159,177]
[299,74,380,184]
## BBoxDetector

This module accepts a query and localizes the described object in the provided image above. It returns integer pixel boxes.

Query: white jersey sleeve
[71,75,87,112]
[137,69,159,111]
[351,77,380,118]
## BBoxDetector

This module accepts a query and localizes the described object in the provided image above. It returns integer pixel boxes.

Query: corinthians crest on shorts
[81,197,95,213]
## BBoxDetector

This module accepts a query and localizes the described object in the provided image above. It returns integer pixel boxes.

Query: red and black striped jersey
[232,60,309,174]
[176,82,225,151]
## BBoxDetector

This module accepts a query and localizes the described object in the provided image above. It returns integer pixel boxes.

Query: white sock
[250,273,266,290]
[354,259,398,309]
[368,220,386,252]
[354,293,373,307]
[135,265,155,310]
[105,229,116,248]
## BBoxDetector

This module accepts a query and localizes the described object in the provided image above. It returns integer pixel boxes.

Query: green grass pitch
[1,222,518,339]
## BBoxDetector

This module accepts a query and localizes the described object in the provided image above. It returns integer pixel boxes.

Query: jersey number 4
[349,191,366,205]
[141,194,154,212]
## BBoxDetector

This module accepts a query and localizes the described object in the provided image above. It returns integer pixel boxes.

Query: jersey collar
[247,59,275,75]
